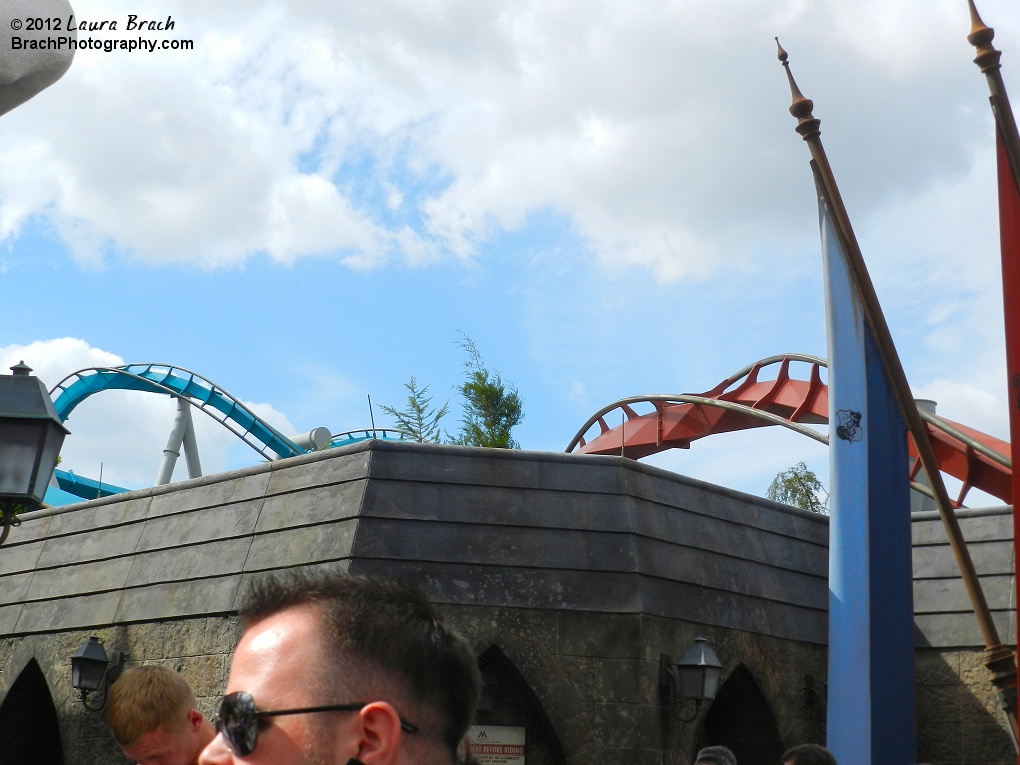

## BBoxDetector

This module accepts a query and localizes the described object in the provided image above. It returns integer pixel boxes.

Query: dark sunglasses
[214,691,419,756]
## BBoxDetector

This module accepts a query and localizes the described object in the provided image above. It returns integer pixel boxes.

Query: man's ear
[187,707,204,731]
[350,702,403,765]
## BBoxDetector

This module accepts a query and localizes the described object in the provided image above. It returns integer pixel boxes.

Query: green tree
[380,375,449,443]
[450,334,524,448]
[767,461,829,514]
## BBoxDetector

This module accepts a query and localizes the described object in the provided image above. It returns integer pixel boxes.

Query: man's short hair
[695,744,737,765]
[240,569,482,759]
[781,743,838,765]
[107,665,196,746]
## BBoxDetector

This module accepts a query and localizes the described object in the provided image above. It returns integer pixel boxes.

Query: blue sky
[2,0,1017,505]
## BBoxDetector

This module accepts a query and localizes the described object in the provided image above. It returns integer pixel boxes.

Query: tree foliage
[450,334,524,449]
[379,375,449,443]
[767,461,829,514]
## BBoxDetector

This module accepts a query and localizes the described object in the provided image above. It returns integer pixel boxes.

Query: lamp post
[0,361,69,545]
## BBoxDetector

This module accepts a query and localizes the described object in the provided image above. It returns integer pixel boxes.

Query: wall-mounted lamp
[0,361,69,546]
[660,637,722,722]
[71,636,123,711]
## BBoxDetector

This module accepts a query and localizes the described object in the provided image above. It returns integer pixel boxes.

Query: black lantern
[71,636,122,710]
[0,361,69,544]
[677,636,723,701]
[71,636,109,692]
[659,637,722,725]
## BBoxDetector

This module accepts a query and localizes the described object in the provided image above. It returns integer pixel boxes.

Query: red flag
[997,123,1020,513]
[997,125,1020,738]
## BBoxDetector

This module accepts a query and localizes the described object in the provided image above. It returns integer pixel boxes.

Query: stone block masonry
[0,440,1012,764]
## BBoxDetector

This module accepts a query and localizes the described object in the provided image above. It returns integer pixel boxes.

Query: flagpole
[968,3,1020,752]
[777,41,1019,740]
[969,1,1020,189]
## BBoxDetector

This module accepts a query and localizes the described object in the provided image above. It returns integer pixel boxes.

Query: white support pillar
[155,398,189,486]
[180,399,203,479]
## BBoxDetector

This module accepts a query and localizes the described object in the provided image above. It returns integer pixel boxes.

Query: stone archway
[698,664,783,765]
[0,658,64,765]
[474,644,566,765]
[444,606,599,762]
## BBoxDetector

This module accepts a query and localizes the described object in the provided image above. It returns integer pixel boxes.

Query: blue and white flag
[817,169,916,765]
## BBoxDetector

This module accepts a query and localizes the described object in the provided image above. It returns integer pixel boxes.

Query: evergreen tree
[450,334,524,449]
[380,375,449,443]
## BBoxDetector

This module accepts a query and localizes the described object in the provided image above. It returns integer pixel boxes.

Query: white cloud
[3,0,1017,279]
[916,378,1008,442]
[568,379,589,407]
[854,140,1011,447]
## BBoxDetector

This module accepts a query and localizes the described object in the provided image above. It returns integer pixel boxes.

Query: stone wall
[912,506,1016,765]
[1,609,823,765]
[915,648,1015,764]
[0,441,1013,764]
[0,617,237,765]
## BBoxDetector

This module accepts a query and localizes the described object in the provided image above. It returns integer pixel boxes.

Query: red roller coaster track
[565,354,1012,508]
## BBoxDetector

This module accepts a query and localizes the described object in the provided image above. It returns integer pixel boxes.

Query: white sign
[468,724,526,765]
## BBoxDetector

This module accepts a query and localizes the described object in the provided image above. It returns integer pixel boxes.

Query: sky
[1,0,1017,506]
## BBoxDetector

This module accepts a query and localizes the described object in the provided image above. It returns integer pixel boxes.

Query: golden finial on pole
[967,0,1002,73]
[967,0,1020,214]
[776,38,820,142]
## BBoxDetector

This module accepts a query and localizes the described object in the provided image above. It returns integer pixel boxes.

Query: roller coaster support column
[155,398,202,486]
[181,399,203,479]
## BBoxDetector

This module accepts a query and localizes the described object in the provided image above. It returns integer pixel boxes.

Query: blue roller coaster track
[45,363,408,505]
[53,363,305,460]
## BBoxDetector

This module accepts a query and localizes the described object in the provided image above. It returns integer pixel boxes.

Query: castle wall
[0,441,1012,764]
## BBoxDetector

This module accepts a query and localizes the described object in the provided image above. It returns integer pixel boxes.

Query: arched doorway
[0,658,64,765]
[698,665,782,765]
[472,644,566,765]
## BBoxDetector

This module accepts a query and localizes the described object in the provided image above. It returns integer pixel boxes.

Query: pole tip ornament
[967,0,1001,73]
[776,38,821,142]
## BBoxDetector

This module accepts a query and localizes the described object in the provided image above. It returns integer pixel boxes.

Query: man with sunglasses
[199,570,481,765]
[108,665,216,765]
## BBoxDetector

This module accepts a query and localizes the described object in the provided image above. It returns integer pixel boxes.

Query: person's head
[199,570,482,765]
[108,665,215,765]
[781,743,837,765]
[696,745,737,765]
